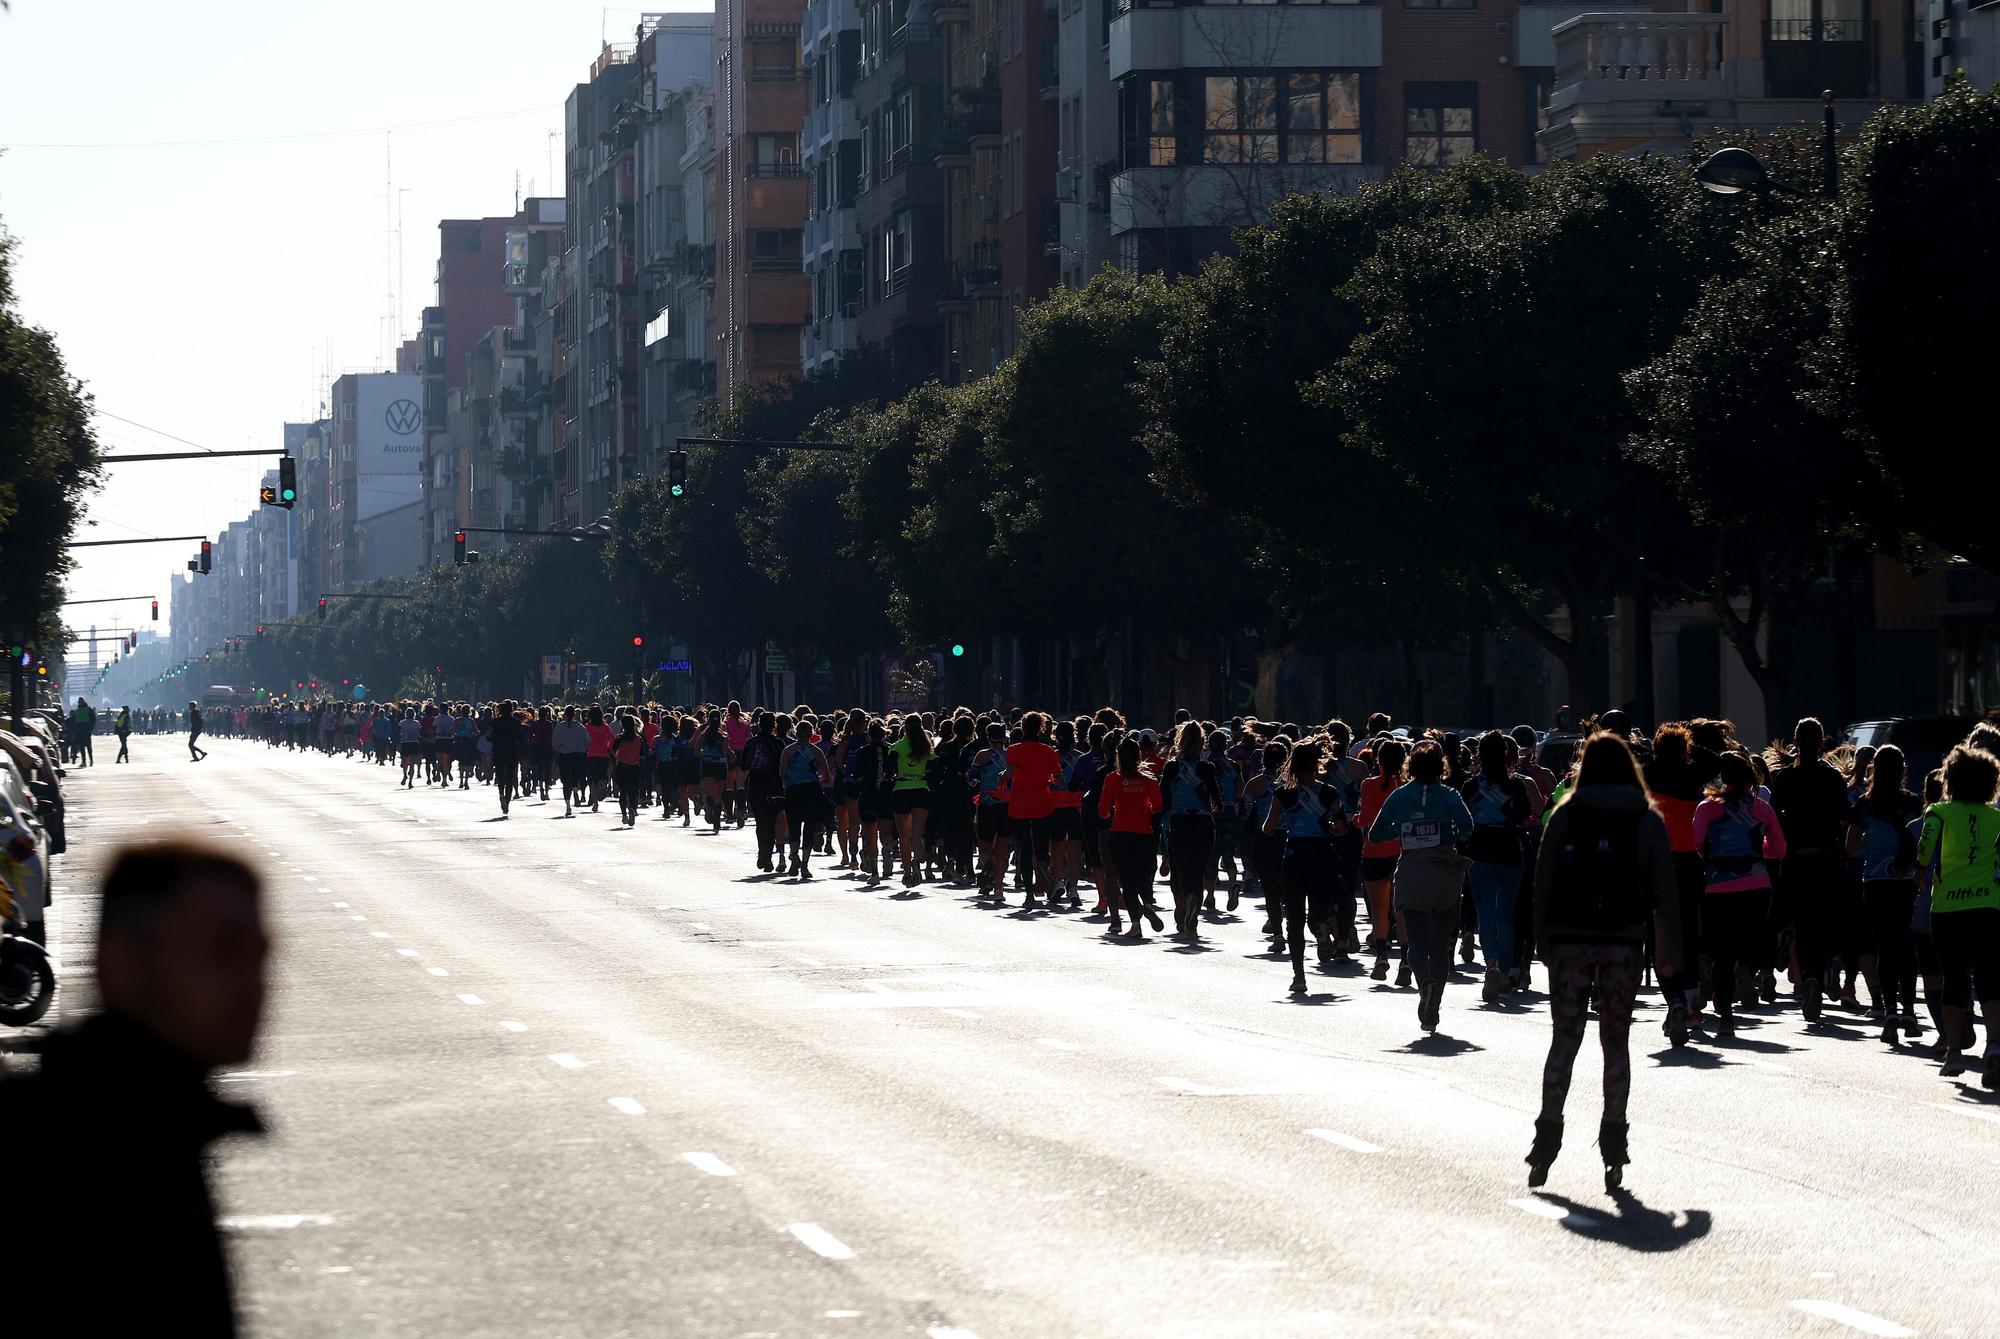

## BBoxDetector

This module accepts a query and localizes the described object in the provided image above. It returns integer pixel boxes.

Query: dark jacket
[1533,784,1681,951]
[0,1013,262,1335]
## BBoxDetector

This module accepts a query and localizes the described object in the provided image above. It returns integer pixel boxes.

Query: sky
[0,0,705,653]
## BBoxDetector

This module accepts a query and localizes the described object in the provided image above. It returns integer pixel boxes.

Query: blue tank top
[1214,761,1240,811]
[700,738,726,764]
[1701,797,1767,889]
[975,750,1008,806]
[1277,782,1336,841]
[1250,770,1280,825]
[1168,761,1211,815]
[785,743,820,787]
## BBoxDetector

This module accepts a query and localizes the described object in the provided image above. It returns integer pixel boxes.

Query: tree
[0,223,103,650]
[1326,154,1738,708]
[1627,208,1877,730]
[1833,79,2000,572]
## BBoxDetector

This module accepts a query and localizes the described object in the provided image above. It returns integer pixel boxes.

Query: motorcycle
[0,828,54,1027]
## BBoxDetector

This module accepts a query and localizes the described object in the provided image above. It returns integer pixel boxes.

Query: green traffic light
[281,487,296,501]
[950,644,965,658]
[670,484,684,498]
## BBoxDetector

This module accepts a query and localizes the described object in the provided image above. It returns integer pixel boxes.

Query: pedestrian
[114,705,132,763]
[1526,732,1681,1190]
[1369,740,1472,1033]
[1916,743,2000,1088]
[0,841,269,1335]
[187,700,207,762]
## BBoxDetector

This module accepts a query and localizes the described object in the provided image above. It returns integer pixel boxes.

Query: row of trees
[0,221,102,661]
[252,84,1998,725]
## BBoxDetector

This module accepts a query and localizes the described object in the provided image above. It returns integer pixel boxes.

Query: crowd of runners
[199,695,1999,1184]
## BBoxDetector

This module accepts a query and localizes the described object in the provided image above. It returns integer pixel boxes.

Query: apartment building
[1055,0,1119,287]
[1927,0,1998,92]
[498,197,567,535]
[1540,0,1924,161]
[935,0,1005,379]
[717,0,814,393]
[326,373,424,591]
[802,0,864,371]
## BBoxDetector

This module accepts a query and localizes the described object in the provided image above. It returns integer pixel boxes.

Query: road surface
[38,741,1998,1338]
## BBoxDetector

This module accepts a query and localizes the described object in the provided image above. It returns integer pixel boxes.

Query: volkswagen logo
[384,399,422,434]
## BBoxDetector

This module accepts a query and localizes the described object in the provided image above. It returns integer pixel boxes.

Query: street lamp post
[1692,90,1857,728]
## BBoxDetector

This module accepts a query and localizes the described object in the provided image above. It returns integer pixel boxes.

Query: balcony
[1109,3,1381,81]
[747,161,808,178]
[750,64,803,83]
[957,239,1002,290]
[1551,13,1727,92]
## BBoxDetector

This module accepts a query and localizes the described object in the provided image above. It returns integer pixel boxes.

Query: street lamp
[569,514,613,543]
[1694,90,1838,200]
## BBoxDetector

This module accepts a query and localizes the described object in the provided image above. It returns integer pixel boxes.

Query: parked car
[1843,717,1986,787]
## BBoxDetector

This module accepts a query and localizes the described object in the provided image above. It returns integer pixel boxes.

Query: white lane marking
[396,949,419,958]
[371,931,390,939]
[608,1096,646,1116]
[1507,1197,1599,1227]
[217,1070,296,1082]
[456,993,485,1006]
[582,878,599,886]
[1154,1076,1217,1095]
[337,829,355,835]
[682,1152,737,1177]
[796,955,827,967]
[689,921,712,932]
[427,967,450,977]
[1036,1038,1083,1052]
[549,1053,586,1069]
[555,867,571,875]
[1306,1128,1384,1154]
[614,890,631,899]
[826,1312,862,1320]
[219,1213,335,1231]
[500,1021,528,1032]
[349,915,367,923]
[787,1223,856,1260]
[1934,1101,2000,1127]
[319,1265,354,1274]
[944,1009,981,1021]
[1789,1300,1914,1337]
[331,901,349,909]
[928,1328,978,1339]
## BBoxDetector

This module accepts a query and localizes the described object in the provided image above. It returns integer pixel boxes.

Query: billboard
[354,374,423,520]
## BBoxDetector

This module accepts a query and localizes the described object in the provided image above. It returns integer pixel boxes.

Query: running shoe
[1290,973,1308,996]
[1663,1000,1689,1048]
[1370,955,1389,982]
[1984,1049,2000,1091]
[1941,1050,1967,1078]
[1459,931,1475,965]
[1395,962,1413,989]
[1800,977,1823,1024]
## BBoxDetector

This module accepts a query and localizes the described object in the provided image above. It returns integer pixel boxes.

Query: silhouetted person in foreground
[0,842,268,1335]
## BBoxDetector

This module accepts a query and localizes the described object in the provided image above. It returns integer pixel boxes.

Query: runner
[1004,712,1064,911]
[1461,731,1536,1005]
[1098,735,1164,939]
[1262,735,1348,995]
[1368,740,1472,1033]
[779,716,832,877]
[1160,722,1222,938]
[1916,744,2000,1087]
[887,715,934,889]
[1359,739,1409,985]
[1527,731,1681,1190]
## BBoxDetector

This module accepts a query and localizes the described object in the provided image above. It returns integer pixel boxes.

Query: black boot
[1599,1118,1629,1191]
[1526,1116,1562,1187]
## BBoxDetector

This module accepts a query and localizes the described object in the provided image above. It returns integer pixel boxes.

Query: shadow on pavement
[1646,1046,1726,1069]
[1392,1034,1484,1055]
[1540,1189,1712,1252]
[1707,1031,1799,1055]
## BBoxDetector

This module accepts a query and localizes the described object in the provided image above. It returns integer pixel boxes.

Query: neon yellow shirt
[1915,801,2000,913]
[888,737,933,791]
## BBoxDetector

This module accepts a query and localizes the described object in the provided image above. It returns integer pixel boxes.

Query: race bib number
[1400,818,1443,851]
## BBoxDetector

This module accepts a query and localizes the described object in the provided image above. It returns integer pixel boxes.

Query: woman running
[1359,739,1409,985]
[1160,722,1224,939]
[1645,723,1716,1045]
[1527,732,1680,1190]
[1692,751,1787,1039]
[584,706,614,812]
[552,706,591,817]
[888,716,935,889]
[779,716,832,878]
[1098,736,1164,939]
[1461,731,1536,1005]
[1205,728,1243,914]
[1263,735,1349,994]
[1847,744,1924,1044]
[970,723,1012,901]
[698,710,730,830]
[854,718,895,882]
[1368,740,1472,1033]
[1050,719,1087,906]
[1244,738,1289,953]
[1916,744,2000,1087]
[612,714,645,827]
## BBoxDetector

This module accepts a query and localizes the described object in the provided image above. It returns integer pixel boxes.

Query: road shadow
[735,873,785,884]
[1538,1189,1713,1253]
[1944,1082,2000,1105]
[1168,940,1223,955]
[1391,1033,1485,1056]
[1284,991,1342,1006]
[1706,1031,1799,1055]
[1646,1045,1726,1070]
[1102,931,1154,946]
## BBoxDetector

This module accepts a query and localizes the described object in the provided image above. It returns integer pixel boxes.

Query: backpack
[1547,802,1649,935]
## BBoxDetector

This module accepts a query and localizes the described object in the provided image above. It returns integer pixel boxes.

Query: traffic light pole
[61,594,158,607]
[98,449,287,463]
[67,534,211,548]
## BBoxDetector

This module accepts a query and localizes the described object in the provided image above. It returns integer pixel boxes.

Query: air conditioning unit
[840,250,863,275]
[979,194,1000,222]
[1054,167,1076,200]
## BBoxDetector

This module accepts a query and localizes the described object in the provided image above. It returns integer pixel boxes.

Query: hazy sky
[1,0,704,647]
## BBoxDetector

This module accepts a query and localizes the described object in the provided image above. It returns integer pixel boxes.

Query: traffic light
[150,599,158,621]
[259,484,278,506]
[317,597,327,621]
[667,451,687,497]
[632,635,645,649]
[129,632,138,651]
[950,643,966,658]
[256,625,265,638]
[278,455,298,508]
[453,530,467,565]
[199,540,212,574]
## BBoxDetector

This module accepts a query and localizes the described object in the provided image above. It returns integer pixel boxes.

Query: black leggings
[1252,831,1286,932]
[1167,813,1215,925]
[1109,831,1155,916]
[1282,837,1334,978]
[1863,880,1916,1017]
[1702,891,1767,1018]
[785,783,823,854]
[1661,851,1704,1001]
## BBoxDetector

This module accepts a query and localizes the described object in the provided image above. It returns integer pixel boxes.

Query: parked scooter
[0,826,54,1027]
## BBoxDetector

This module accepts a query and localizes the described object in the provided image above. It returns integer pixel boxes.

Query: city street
[41,743,2000,1339]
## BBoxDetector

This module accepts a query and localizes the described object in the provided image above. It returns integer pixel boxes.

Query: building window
[749,229,803,271]
[1204,75,1277,164]
[750,134,801,178]
[750,37,798,82]
[1147,79,1177,165]
[1403,0,1476,8]
[1527,73,1552,165]
[1283,72,1363,163]
[1404,83,1477,165]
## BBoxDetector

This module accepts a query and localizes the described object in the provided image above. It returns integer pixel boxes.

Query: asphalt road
[34,740,2000,1339]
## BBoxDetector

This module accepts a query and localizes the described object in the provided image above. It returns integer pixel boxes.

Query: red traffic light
[150,599,159,621]
[632,635,644,648]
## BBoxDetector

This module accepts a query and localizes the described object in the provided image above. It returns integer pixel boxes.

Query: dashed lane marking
[371,931,390,939]
[1507,1197,1599,1228]
[682,1152,737,1177]
[1036,1038,1083,1052]
[456,994,484,1006]
[350,915,367,923]
[1934,1101,2000,1127]
[1306,1128,1384,1154]
[427,967,450,977]
[944,1009,981,1021]
[609,1097,646,1116]
[549,1053,586,1069]
[500,1021,528,1032]
[217,1071,296,1082]
[220,1214,335,1231]
[1789,1300,1914,1337]
[928,1328,979,1339]
[796,955,826,967]
[689,921,712,932]
[787,1223,856,1261]
[331,901,349,909]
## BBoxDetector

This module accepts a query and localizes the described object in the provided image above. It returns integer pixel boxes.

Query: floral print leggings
[1539,941,1643,1125]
